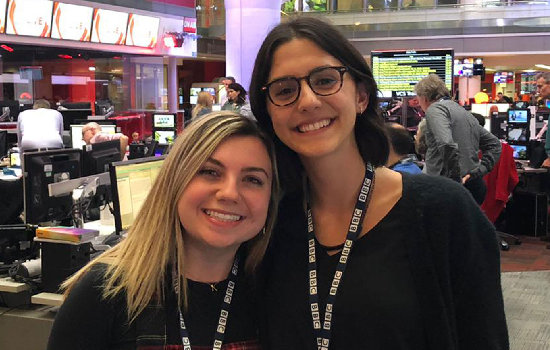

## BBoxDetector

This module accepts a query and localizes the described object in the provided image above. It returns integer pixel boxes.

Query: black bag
[529,140,546,168]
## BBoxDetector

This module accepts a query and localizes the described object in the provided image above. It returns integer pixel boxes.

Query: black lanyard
[175,254,240,350]
[306,163,375,350]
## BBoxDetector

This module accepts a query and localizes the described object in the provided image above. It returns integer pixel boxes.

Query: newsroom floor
[500,235,550,272]
[500,235,550,349]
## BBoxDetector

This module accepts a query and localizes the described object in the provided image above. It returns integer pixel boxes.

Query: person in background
[536,72,550,168]
[219,76,236,106]
[222,83,247,113]
[249,16,508,349]
[222,83,254,120]
[131,132,140,144]
[415,74,501,204]
[191,91,214,120]
[385,123,422,174]
[471,112,486,127]
[82,122,129,160]
[496,92,513,104]
[17,99,64,152]
[48,112,280,350]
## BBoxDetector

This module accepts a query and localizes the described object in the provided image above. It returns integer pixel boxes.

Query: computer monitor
[507,126,529,142]
[82,140,121,176]
[109,156,166,234]
[61,109,93,130]
[153,113,177,129]
[507,109,530,124]
[23,148,81,225]
[154,130,176,146]
[510,144,528,160]
[71,124,117,149]
[0,100,20,121]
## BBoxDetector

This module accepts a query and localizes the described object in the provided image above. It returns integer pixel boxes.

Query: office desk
[0,304,55,350]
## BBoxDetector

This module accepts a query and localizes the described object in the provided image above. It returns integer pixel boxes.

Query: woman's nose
[296,81,322,111]
[216,177,240,202]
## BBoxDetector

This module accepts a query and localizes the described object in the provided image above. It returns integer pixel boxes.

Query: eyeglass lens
[268,67,344,106]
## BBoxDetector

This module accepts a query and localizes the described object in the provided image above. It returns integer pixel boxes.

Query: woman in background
[191,91,214,119]
[48,112,280,350]
[249,17,508,349]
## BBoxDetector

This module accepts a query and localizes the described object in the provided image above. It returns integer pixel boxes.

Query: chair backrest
[0,130,7,157]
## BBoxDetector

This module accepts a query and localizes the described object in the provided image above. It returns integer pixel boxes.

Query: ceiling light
[496,18,505,27]
[355,22,361,26]
[88,66,96,71]
[536,64,550,70]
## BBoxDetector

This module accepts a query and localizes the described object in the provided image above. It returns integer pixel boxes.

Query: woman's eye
[274,87,296,97]
[198,168,219,177]
[244,176,264,186]
[312,77,337,87]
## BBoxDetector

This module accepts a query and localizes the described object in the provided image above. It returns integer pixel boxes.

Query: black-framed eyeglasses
[262,66,348,107]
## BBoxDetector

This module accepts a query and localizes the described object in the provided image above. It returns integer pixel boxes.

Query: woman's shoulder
[401,173,475,208]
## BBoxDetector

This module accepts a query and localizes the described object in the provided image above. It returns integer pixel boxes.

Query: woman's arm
[47,265,125,350]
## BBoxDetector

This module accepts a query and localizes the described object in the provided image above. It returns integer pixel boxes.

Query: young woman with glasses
[249,17,508,349]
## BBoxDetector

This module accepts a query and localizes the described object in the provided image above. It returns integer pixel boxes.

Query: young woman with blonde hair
[191,91,214,119]
[48,112,280,350]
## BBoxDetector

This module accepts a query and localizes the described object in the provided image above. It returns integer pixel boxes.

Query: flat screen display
[70,124,116,149]
[153,114,175,128]
[51,2,93,41]
[0,0,7,33]
[507,127,528,142]
[454,63,473,77]
[110,156,165,233]
[494,72,514,84]
[125,14,159,48]
[371,49,453,97]
[154,130,176,146]
[190,87,216,105]
[91,8,129,45]
[6,0,53,37]
[508,109,529,123]
[510,144,528,160]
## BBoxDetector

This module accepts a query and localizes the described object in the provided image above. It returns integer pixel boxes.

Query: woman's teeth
[204,209,242,222]
[298,119,331,133]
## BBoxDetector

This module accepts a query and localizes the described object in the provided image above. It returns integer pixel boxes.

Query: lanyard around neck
[175,254,240,350]
[306,163,375,350]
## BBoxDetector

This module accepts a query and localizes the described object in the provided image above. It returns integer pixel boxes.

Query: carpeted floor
[502,270,550,350]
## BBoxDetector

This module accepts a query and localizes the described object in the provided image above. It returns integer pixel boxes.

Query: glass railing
[281,0,549,14]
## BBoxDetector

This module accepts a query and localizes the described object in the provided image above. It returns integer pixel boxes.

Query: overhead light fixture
[88,66,96,71]
[536,64,550,70]
[355,22,361,26]
[496,18,505,27]
[523,69,536,73]
[58,54,73,59]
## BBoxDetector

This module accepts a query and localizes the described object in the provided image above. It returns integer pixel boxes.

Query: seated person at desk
[385,122,422,174]
[82,122,129,160]
[17,99,64,152]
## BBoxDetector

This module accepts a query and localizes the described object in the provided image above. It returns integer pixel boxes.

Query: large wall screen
[6,0,53,37]
[51,2,93,41]
[91,8,129,45]
[371,49,454,97]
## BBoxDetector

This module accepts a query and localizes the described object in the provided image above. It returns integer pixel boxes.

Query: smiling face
[178,136,272,252]
[266,38,368,160]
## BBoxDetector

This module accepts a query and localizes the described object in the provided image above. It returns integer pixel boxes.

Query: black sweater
[260,173,509,349]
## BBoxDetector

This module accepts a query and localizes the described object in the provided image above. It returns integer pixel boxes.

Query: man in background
[385,123,422,174]
[82,122,128,160]
[496,92,513,104]
[415,74,501,204]
[536,72,550,168]
[17,99,64,152]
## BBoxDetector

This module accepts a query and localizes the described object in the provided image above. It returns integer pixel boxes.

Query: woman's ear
[356,83,369,114]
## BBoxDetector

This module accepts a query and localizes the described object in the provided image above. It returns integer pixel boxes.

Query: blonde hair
[81,122,102,138]
[62,111,280,322]
[191,91,214,119]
